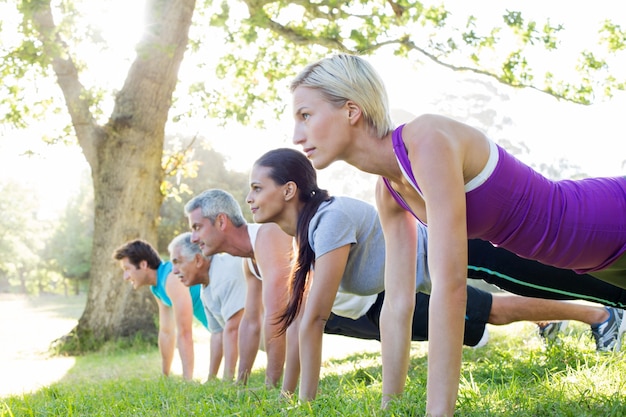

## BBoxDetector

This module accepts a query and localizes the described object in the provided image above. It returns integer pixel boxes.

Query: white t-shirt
[201,253,247,333]
[245,223,263,280]
[331,291,377,320]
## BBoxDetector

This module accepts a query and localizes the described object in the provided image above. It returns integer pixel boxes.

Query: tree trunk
[30,0,197,347]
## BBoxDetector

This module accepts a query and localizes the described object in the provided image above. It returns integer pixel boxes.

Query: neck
[344,130,396,178]
[197,260,211,286]
[223,223,255,258]
[147,269,158,286]
[275,201,303,237]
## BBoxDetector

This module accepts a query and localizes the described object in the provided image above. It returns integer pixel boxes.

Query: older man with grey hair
[168,232,247,381]
[185,188,295,390]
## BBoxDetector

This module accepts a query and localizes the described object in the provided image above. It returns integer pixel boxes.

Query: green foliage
[200,0,625,121]
[3,0,625,139]
[49,327,105,356]
[0,178,42,291]
[157,135,251,254]
[600,21,626,52]
[41,172,93,290]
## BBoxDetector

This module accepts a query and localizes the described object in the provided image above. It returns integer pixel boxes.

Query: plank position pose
[184,189,295,388]
[113,239,208,381]
[248,146,626,410]
[168,232,246,381]
[289,53,626,415]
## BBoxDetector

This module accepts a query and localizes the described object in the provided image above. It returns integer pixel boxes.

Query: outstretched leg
[467,239,626,308]
[488,293,607,325]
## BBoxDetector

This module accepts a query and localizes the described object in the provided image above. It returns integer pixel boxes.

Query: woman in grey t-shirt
[247,147,395,402]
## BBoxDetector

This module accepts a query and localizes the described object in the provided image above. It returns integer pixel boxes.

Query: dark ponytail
[253,148,330,333]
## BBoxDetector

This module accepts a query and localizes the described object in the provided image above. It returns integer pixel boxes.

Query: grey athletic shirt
[309,196,431,296]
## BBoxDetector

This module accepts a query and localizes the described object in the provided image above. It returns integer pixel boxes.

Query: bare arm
[222,309,244,381]
[166,273,196,381]
[208,331,223,379]
[255,223,294,388]
[156,297,175,377]
[375,178,418,408]
[298,245,349,402]
[407,122,470,416]
[237,261,263,385]
[281,309,302,395]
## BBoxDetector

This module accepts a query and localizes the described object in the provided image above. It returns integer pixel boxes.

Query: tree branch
[398,38,582,104]
[238,1,607,105]
[29,0,102,168]
[243,0,349,51]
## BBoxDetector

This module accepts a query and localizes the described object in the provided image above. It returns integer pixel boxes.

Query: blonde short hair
[290,54,394,138]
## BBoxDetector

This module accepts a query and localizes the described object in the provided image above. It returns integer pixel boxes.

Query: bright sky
[1,1,625,216]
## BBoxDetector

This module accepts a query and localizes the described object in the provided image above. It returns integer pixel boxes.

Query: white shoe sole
[614,311,626,352]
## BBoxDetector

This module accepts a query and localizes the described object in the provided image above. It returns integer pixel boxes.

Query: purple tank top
[384,125,626,273]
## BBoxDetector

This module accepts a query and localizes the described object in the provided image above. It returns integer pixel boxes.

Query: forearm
[209,333,223,379]
[237,319,261,384]
[282,324,301,395]
[426,284,466,416]
[222,328,239,381]
[298,319,324,401]
[264,325,286,388]
[380,294,414,406]
[177,330,195,381]
[158,332,175,377]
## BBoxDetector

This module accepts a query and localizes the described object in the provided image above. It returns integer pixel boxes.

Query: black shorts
[324,285,492,347]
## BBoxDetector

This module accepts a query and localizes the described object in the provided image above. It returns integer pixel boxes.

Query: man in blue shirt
[113,239,207,380]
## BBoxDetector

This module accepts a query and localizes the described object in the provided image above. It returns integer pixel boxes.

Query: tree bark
[30,0,197,347]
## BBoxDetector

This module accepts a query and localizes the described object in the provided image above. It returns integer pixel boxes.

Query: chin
[310,156,334,170]
[253,213,268,224]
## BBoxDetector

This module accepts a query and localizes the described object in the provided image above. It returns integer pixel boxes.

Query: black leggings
[467,239,626,308]
[324,286,491,347]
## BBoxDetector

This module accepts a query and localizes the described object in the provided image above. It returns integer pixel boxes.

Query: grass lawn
[1,293,626,416]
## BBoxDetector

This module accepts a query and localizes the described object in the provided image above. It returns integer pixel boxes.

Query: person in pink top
[289,53,626,416]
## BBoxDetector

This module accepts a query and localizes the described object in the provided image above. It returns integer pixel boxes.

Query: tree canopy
[192,0,625,128]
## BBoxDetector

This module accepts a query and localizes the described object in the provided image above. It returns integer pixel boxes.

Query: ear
[138,260,149,270]
[346,100,362,125]
[216,213,228,230]
[284,181,298,201]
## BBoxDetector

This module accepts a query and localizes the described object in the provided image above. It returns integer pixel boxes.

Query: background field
[0,293,382,397]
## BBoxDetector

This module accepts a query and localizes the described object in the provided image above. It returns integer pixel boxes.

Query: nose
[190,231,198,243]
[245,190,253,204]
[172,265,180,275]
[292,124,304,146]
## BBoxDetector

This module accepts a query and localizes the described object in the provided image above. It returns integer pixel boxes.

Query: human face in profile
[170,246,207,287]
[246,164,291,226]
[292,86,352,170]
[119,258,153,289]
[188,207,226,257]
